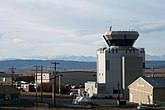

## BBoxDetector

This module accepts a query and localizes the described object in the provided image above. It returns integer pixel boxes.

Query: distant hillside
[0,60,96,72]
[146,54,165,61]
[1,59,165,72]
[56,55,96,62]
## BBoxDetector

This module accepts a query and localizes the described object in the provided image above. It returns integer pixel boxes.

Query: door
[130,92,133,102]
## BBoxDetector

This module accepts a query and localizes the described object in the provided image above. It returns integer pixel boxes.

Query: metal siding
[154,88,165,102]
[124,57,143,99]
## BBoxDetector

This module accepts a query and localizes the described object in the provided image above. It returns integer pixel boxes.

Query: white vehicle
[72,96,91,105]
[137,103,150,110]
[70,92,78,97]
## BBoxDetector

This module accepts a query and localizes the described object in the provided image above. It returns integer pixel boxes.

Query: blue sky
[0,0,165,59]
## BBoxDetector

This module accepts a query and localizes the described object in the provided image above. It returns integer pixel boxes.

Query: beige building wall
[85,81,97,98]
[36,72,50,84]
[0,77,12,85]
[128,77,153,104]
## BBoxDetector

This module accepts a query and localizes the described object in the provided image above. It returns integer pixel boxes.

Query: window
[106,60,110,71]
[143,63,145,68]
[113,89,121,94]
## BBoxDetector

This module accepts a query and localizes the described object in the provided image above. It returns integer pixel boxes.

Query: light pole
[59,75,63,95]
[40,65,43,103]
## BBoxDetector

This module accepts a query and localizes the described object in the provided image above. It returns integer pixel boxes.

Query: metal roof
[143,77,165,88]
[0,73,18,78]
[103,30,139,47]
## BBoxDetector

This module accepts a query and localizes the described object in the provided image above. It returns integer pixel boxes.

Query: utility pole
[32,65,40,103]
[152,67,155,77]
[51,62,59,106]
[9,67,16,85]
[40,65,43,102]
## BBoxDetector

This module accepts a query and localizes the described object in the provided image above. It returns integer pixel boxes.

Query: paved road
[21,95,120,107]
[2,95,164,110]
[21,95,73,106]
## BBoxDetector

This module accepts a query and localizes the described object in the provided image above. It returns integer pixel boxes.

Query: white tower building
[85,29,145,99]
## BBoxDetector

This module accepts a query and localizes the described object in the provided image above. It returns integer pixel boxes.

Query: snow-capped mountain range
[0,54,165,62]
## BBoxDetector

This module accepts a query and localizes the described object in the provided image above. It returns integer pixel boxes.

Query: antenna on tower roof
[109,26,112,31]
[105,20,112,31]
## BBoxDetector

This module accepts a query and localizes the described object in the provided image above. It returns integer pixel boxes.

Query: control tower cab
[103,31,139,47]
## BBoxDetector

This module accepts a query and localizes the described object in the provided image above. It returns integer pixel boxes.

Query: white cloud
[12,37,24,44]
[139,19,165,33]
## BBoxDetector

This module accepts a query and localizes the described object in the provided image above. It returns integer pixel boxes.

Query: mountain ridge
[0,55,96,62]
[1,54,165,62]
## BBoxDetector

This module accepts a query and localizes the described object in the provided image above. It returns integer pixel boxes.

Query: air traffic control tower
[96,28,145,99]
